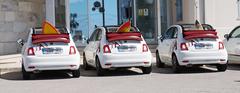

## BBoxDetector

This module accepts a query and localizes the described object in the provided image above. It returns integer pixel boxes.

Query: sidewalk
[0,54,21,75]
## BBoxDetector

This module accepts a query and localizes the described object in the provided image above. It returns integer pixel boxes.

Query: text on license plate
[194,43,213,49]
[117,45,136,52]
[42,47,63,54]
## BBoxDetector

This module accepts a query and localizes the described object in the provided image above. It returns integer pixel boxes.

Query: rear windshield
[181,24,214,31]
[33,27,68,34]
[106,27,138,33]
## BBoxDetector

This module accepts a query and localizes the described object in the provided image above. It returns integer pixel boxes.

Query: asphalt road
[0,64,240,93]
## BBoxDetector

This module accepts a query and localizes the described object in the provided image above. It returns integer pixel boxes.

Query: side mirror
[224,34,230,40]
[17,39,24,46]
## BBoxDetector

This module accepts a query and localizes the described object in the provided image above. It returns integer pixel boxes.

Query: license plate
[42,47,63,54]
[194,43,213,49]
[117,45,136,52]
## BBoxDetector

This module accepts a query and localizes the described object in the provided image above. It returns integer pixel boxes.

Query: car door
[85,30,98,64]
[92,29,103,65]
[225,26,240,62]
[159,27,177,63]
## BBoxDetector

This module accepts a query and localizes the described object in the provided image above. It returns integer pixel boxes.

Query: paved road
[0,64,240,93]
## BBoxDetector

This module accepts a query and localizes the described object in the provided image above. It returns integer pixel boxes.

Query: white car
[224,26,240,64]
[156,24,228,73]
[83,26,152,76]
[18,27,81,79]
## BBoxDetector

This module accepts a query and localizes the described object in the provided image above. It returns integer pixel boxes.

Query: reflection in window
[231,27,240,38]
[176,0,183,21]
[55,0,66,27]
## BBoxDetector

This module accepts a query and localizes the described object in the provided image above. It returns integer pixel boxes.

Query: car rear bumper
[177,50,228,66]
[23,54,81,72]
[99,53,152,69]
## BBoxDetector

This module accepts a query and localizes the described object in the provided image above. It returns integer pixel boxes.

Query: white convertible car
[18,27,81,79]
[156,24,228,73]
[83,26,152,76]
[224,26,240,64]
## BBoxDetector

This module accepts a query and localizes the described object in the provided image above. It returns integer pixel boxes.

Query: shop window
[176,0,183,21]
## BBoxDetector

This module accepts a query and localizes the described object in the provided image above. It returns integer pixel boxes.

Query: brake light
[27,47,35,55]
[219,42,224,50]
[180,43,188,51]
[69,46,76,55]
[103,45,111,53]
[142,44,148,52]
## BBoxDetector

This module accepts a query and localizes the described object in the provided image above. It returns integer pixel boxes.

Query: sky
[70,0,118,38]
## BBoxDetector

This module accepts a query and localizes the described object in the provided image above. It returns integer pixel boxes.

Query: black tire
[172,54,182,73]
[141,65,152,74]
[95,57,105,76]
[156,51,165,68]
[83,54,91,70]
[72,66,81,78]
[22,64,31,80]
[217,64,227,72]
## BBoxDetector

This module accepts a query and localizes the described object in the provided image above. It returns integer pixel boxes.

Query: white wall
[204,0,240,39]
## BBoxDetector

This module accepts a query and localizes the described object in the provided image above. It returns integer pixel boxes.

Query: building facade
[172,0,240,39]
[0,0,70,55]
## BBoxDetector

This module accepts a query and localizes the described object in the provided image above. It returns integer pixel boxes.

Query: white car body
[20,27,81,79]
[223,26,240,64]
[83,26,152,75]
[156,24,228,72]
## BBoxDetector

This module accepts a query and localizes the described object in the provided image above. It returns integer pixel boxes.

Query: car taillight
[27,47,35,56]
[69,46,76,55]
[142,44,148,52]
[103,45,111,53]
[180,43,188,51]
[219,42,224,50]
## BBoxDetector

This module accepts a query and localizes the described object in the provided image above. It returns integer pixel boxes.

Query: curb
[0,67,21,76]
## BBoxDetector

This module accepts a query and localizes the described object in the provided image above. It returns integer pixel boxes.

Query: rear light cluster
[218,42,224,50]
[103,45,111,53]
[180,43,188,51]
[27,47,35,56]
[69,46,76,55]
[142,44,148,52]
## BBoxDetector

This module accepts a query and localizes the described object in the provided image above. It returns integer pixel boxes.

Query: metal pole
[87,0,90,38]
[102,0,105,26]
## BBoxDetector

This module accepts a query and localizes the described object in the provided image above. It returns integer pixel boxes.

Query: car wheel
[83,54,91,70]
[217,64,227,72]
[172,54,182,73]
[141,65,152,74]
[72,66,81,78]
[22,64,31,80]
[96,58,105,76]
[156,51,165,68]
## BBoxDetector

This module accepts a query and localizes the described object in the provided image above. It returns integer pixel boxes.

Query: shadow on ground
[151,63,219,74]
[1,64,240,81]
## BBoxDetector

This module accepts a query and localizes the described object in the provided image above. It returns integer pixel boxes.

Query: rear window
[33,27,68,34]
[181,24,218,40]
[181,24,214,31]
[31,27,70,44]
[106,27,138,33]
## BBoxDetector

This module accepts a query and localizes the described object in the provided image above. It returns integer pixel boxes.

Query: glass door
[135,0,157,44]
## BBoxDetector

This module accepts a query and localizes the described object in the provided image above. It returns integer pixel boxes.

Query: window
[176,0,183,21]
[89,30,98,41]
[238,0,240,19]
[95,30,102,41]
[164,27,178,39]
[231,27,240,38]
